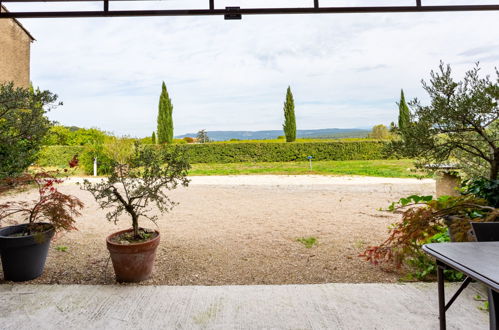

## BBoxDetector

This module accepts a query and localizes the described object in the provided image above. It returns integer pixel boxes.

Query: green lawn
[189,159,428,178]
[34,159,427,179]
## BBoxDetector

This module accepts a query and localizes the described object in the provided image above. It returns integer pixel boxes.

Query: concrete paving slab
[0,283,488,330]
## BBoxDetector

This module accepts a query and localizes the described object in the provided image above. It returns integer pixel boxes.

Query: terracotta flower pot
[106,229,160,282]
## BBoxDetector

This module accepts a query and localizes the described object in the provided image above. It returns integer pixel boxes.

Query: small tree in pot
[82,141,190,282]
[0,170,84,281]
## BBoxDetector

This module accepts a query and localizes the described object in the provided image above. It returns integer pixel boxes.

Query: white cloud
[7,2,499,136]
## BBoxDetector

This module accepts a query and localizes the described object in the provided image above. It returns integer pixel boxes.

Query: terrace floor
[0,282,488,329]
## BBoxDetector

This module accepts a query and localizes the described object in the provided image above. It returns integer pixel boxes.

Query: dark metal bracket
[224,7,241,20]
[0,0,498,19]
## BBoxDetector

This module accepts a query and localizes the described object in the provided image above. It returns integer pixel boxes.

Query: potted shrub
[82,142,189,282]
[0,171,84,281]
[360,194,498,280]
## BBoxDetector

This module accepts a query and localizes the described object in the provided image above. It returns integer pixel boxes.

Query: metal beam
[1,0,165,2]
[1,4,499,19]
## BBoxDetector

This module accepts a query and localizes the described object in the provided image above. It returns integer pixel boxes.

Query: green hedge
[175,141,388,163]
[36,146,84,167]
[37,141,388,171]
[36,145,113,174]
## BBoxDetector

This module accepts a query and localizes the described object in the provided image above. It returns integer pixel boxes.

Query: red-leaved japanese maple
[0,171,84,234]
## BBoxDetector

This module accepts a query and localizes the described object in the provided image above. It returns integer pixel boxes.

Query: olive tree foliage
[82,143,190,238]
[397,63,499,180]
[103,136,136,166]
[0,82,61,178]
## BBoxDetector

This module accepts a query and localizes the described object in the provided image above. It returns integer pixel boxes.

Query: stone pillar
[435,172,461,198]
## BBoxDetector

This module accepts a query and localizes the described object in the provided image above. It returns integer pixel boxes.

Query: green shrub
[42,126,107,146]
[0,83,60,178]
[36,145,113,175]
[402,228,464,281]
[38,141,389,168]
[79,144,114,175]
[173,140,388,163]
[210,138,380,144]
[36,146,84,167]
[461,178,499,207]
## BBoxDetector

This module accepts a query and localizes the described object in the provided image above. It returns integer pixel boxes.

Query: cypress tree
[157,82,174,144]
[282,86,296,142]
[398,89,410,133]
[151,131,156,144]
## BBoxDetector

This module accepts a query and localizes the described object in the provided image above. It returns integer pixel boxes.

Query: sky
[8,0,499,137]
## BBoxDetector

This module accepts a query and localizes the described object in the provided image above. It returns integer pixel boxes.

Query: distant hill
[175,128,369,141]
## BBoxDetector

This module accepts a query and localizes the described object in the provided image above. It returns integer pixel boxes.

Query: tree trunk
[490,159,498,181]
[132,214,139,237]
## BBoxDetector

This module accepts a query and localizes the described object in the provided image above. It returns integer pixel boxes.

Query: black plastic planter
[0,223,55,281]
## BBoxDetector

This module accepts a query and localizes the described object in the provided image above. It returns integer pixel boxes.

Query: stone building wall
[0,6,33,88]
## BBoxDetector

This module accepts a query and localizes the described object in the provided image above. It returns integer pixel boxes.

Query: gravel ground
[0,175,435,285]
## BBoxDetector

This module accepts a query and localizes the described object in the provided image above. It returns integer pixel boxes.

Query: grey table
[423,242,499,330]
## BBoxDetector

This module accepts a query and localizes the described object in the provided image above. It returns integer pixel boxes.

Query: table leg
[438,264,446,330]
[489,289,498,330]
